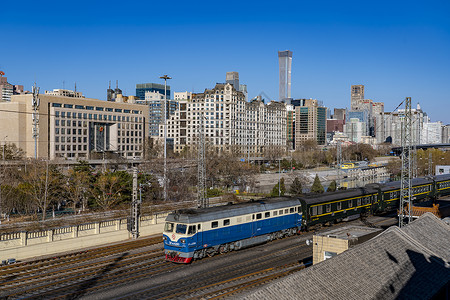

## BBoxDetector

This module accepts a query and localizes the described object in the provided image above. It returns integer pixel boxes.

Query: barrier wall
[0,213,169,261]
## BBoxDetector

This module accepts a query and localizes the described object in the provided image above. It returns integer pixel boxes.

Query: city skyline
[1,1,449,123]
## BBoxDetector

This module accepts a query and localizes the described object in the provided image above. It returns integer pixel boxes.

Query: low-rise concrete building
[0,92,148,160]
[313,225,381,264]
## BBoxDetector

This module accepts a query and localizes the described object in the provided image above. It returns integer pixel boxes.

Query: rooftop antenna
[63,80,65,90]
[74,82,77,93]
[116,80,118,89]
[109,81,111,89]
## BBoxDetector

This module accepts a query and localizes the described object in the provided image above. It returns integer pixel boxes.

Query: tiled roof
[241,213,450,300]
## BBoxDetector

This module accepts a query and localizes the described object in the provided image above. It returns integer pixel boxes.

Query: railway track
[0,215,398,299]
[0,236,163,299]
[115,237,312,300]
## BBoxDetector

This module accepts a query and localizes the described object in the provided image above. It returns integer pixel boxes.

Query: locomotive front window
[176,224,187,234]
[164,222,174,232]
[188,225,196,234]
[290,208,295,213]
[265,212,270,218]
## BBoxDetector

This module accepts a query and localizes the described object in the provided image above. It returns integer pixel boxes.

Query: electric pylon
[399,97,412,228]
[197,113,207,208]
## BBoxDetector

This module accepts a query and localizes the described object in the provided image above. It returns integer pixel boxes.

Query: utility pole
[32,83,40,159]
[278,159,281,196]
[428,150,433,176]
[399,97,412,228]
[197,112,207,208]
[129,167,140,239]
[336,140,342,189]
[160,75,171,202]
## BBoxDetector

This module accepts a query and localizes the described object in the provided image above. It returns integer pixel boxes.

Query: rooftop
[241,213,450,300]
[316,225,381,240]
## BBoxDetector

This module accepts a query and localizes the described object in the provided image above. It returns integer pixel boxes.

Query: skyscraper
[351,85,364,110]
[278,50,293,102]
[136,83,170,100]
[226,72,239,90]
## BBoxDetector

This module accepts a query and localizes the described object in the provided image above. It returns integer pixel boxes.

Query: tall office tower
[351,85,365,110]
[136,83,170,100]
[294,99,327,147]
[278,50,293,102]
[226,72,240,90]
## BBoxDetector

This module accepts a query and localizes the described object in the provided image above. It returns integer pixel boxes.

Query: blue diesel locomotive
[163,198,302,263]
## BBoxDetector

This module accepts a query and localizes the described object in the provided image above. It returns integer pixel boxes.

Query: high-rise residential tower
[278,50,293,102]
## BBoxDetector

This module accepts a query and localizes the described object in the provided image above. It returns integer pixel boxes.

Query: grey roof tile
[240,213,450,300]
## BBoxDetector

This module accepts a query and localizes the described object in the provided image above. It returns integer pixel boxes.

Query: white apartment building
[45,89,84,98]
[159,83,286,155]
[0,92,148,159]
[174,91,191,101]
[344,118,366,143]
[376,104,425,145]
[421,120,443,144]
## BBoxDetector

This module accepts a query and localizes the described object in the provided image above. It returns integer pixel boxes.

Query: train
[163,174,450,263]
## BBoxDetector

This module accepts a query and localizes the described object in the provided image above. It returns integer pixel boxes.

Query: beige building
[160,83,286,155]
[312,225,381,265]
[0,92,148,160]
[295,99,327,146]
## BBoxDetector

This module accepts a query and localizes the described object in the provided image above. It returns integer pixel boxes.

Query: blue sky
[1,0,450,123]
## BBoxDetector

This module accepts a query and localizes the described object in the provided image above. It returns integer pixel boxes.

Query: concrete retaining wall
[0,213,168,261]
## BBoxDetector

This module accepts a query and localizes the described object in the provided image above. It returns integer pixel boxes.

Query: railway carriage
[435,174,450,197]
[299,187,378,229]
[163,198,302,263]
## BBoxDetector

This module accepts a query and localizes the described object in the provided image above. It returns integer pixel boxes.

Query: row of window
[210,206,300,229]
[310,196,373,216]
[439,181,450,188]
[55,112,141,123]
[52,103,141,115]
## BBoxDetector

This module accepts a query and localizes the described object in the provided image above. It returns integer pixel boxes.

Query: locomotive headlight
[179,239,186,244]
[163,236,167,241]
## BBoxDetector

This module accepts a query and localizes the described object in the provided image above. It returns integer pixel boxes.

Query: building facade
[136,83,170,100]
[160,83,286,155]
[0,74,13,102]
[226,72,239,90]
[278,50,292,102]
[0,92,148,159]
[294,99,327,147]
[350,85,364,110]
[135,91,178,137]
[45,89,84,98]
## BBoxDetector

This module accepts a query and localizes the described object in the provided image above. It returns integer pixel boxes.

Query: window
[279,210,283,215]
[290,207,295,213]
[285,209,289,214]
[348,200,353,208]
[176,224,187,234]
[324,251,337,261]
[265,212,270,218]
[317,205,323,215]
[188,225,196,234]
[337,202,341,210]
[256,213,262,220]
[197,224,201,230]
[357,199,361,206]
[211,221,218,228]
[273,211,278,216]
[164,222,174,232]
[311,206,317,216]
[326,204,331,213]
[223,219,230,226]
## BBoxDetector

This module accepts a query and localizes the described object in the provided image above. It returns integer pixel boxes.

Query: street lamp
[160,75,171,202]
